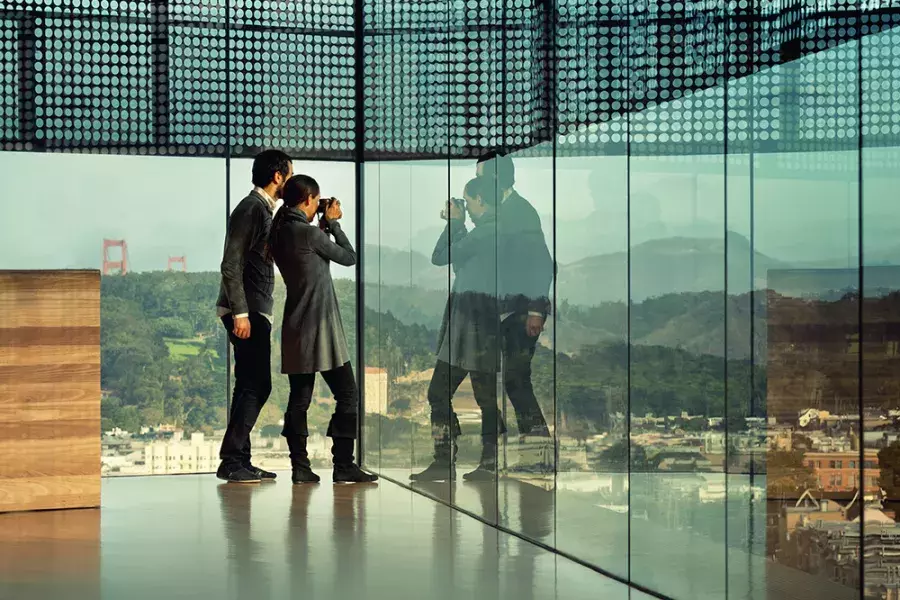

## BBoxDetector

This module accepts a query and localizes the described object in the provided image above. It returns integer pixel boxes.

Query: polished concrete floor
[0,473,637,600]
[378,469,856,600]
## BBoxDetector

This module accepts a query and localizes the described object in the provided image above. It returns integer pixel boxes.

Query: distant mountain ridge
[363,245,449,291]
[557,234,785,305]
[367,280,768,360]
[367,234,785,304]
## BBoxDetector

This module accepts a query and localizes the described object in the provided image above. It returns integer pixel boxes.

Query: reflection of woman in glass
[411,177,502,483]
[268,174,377,485]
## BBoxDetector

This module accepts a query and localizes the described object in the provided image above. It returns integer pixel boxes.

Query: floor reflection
[0,507,100,600]
[409,477,580,600]
[287,483,315,597]
[217,484,271,600]
[12,473,623,600]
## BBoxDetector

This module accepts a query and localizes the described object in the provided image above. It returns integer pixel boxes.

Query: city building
[144,432,217,475]
[364,366,389,415]
[803,450,880,493]
[766,425,794,451]
[784,505,900,597]
[805,431,853,453]
[701,431,726,454]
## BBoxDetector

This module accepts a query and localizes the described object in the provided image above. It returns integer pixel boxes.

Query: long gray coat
[270,207,355,374]
[432,214,500,373]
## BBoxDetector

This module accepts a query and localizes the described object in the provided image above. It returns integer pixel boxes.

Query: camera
[317,197,337,217]
[449,197,466,218]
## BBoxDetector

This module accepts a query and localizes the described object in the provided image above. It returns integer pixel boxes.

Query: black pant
[501,313,549,433]
[284,362,359,439]
[427,360,499,438]
[219,313,272,468]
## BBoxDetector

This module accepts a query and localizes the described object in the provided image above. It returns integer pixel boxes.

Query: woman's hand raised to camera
[440,199,464,221]
[325,199,343,221]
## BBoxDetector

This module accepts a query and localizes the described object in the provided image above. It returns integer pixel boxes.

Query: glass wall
[229,159,357,473]
[361,159,452,489]
[0,152,354,477]
[0,0,359,479]
[4,0,900,597]
[361,9,900,600]
[0,152,229,476]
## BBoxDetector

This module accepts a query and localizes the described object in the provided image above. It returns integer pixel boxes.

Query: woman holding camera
[268,174,377,485]
[410,176,502,483]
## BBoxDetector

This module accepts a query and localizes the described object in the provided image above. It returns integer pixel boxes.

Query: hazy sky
[0,154,358,277]
[365,150,899,267]
[1,147,898,280]
[3,36,899,277]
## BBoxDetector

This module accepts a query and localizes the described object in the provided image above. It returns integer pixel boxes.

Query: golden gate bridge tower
[102,239,128,275]
[167,256,187,272]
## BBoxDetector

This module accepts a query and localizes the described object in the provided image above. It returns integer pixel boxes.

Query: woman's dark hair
[266,174,321,262]
[282,174,320,208]
[251,149,292,188]
[464,176,498,211]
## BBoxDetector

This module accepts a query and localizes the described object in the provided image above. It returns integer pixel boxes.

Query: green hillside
[100,271,767,438]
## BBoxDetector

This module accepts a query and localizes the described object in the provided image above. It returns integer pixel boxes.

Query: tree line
[101,272,767,437]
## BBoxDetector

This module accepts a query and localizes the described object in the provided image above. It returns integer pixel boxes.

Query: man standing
[477,151,554,469]
[216,149,293,483]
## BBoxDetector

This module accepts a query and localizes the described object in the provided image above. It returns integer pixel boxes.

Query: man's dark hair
[476,150,515,190]
[465,177,498,211]
[251,149,292,188]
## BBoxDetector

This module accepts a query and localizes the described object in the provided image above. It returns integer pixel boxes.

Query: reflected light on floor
[1,474,630,600]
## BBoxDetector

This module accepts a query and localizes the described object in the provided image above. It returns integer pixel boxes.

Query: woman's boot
[287,435,320,484]
[410,413,461,482]
[463,435,498,481]
[284,412,319,483]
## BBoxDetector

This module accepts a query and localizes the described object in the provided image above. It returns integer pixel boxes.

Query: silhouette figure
[412,177,504,483]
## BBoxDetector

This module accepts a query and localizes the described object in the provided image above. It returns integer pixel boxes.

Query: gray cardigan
[270,207,355,374]
[432,214,501,373]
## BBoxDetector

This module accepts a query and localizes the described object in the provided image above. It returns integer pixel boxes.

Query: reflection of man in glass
[411,177,503,482]
[477,152,554,458]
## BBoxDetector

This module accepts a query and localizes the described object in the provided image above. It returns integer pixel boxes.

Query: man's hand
[525,314,544,338]
[233,316,251,340]
[325,199,343,221]
[441,199,465,221]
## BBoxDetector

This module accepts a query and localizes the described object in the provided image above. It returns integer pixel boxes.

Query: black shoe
[463,464,496,481]
[329,436,375,485]
[246,464,277,481]
[292,466,321,484]
[216,464,261,484]
[519,425,551,443]
[333,463,378,484]
[410,461,455,482]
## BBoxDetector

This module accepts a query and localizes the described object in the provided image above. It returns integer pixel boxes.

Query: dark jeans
[501,313,549,434]
[284,362,359,439]
[427,360,500,438]
[219,313,272,468]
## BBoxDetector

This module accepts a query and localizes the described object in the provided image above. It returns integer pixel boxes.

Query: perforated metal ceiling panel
[0,0,897,159]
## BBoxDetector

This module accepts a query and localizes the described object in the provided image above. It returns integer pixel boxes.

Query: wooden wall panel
[0,271,101,512]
